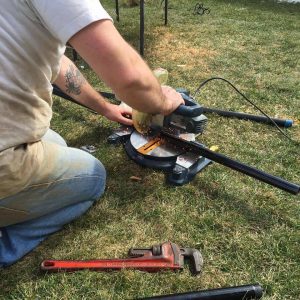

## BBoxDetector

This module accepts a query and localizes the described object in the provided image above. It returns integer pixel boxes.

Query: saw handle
[174,93,204,117]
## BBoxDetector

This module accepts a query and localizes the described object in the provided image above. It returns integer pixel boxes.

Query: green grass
[1,0,300,299]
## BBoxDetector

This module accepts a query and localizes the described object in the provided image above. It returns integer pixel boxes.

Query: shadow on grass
[191,176,289,230]
[67,124,114,148]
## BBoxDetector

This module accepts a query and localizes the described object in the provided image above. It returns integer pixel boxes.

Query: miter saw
[107,90,299,194]
[108,91,213,185]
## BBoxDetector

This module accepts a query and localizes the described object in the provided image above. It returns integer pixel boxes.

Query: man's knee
[63,147,106,201]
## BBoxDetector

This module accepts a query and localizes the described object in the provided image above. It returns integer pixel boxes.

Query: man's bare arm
[53,55,132,125]
[69,20,183,116]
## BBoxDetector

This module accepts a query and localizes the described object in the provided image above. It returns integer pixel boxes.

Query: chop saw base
[108,127,212,186]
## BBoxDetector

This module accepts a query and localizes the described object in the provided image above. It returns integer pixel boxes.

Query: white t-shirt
[0,0,112,198]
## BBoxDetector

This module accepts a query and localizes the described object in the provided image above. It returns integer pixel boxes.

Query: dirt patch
[149,29,217,71]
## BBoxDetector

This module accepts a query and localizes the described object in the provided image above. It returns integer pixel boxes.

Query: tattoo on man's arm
[65,64,86,95]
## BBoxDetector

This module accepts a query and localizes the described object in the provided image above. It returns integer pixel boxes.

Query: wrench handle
[40,259,180,272]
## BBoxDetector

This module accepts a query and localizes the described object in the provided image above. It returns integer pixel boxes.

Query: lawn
[1,0,299,299]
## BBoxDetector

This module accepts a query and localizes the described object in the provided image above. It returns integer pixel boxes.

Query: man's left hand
[103,102,133,126]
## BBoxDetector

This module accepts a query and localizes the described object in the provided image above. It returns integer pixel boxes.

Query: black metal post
[140,0,145,56]
[164,0,168,25]
[116,0,120,22]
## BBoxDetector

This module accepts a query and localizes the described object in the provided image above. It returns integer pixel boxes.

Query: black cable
[193,77,299,144]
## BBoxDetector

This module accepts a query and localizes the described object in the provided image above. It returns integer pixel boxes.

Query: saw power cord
[193,77,299,145]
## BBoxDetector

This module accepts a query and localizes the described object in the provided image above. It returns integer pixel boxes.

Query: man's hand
[161,86,185,116]
[102,102,133,126]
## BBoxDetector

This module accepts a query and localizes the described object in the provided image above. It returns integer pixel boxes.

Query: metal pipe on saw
[52,85,300,195]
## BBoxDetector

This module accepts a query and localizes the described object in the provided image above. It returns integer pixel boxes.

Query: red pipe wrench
[41,242,203,275]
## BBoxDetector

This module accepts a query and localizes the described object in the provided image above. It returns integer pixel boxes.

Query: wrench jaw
[127,242,182,273]
[180,247,204,275]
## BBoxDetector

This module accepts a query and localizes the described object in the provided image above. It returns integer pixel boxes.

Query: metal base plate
[124,131,212,185]
[107,128,212,185]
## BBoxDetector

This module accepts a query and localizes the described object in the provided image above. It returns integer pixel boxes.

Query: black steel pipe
[52,85,115,110]
[191,142,299,195]
[195,145,300,194]
[164,132,300,195]
[139,284,263,300]
[202,107,293,128]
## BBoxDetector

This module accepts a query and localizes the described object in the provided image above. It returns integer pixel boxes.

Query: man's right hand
[161,86,185,116]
